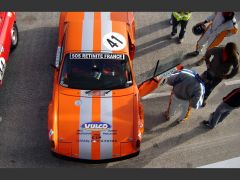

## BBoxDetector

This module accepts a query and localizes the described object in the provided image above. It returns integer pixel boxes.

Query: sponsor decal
[102,130,117,135]
[77,129,117,135]
[103,32,127,51]
[81,122,111,131]
[69,52,125,60]
[79,139,117,143]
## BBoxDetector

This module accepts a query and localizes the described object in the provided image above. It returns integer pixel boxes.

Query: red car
[0,12,19,86]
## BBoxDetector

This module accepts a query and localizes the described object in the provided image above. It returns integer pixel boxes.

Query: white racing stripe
[79,12,94,159]
[100,12,114,159]
[82,12,94,51]
[100,91,113,159]
[101,12,112,52]
[79,91,92,159]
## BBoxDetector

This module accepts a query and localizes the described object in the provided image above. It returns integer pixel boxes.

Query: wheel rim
[11,26,18,46]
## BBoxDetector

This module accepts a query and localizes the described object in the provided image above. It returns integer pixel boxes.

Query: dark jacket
[167,69,205,109]
[205,47,239,79]
[223,87,240,107]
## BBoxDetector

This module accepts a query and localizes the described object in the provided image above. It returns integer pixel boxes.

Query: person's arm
[204,48,218,67]
[215,20,235,35]
[222,58,239,79]
[190,85,205,109]
[204,12,217,23]
[166,72,180,86]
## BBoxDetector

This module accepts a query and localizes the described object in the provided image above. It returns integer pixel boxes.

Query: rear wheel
[11,23,19,50]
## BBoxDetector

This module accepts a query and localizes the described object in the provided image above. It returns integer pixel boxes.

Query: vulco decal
[81,122,111,131]
[103,32,126,51]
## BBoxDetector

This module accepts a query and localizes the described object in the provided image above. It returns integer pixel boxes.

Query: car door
[138,51,185,97]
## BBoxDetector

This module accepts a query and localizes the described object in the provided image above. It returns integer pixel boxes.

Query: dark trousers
[171,14,189,39]
[208,102,235,128]
[201,71,222,101]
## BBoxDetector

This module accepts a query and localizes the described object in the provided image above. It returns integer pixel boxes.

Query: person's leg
[184,105,192,120]
[179,20,189,40]
[178,99,190,122]
[204,78,222,102]
[201,72,222,102]
[167,93,180,120]
[207,32,226,50]
[171,16,179,36]
[169,13,173,25]
[196,26,212,52]
[209,102,233,128]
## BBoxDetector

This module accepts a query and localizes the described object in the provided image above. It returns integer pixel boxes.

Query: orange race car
[48,12,183,160]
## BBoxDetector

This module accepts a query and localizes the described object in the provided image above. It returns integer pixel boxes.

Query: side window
[55,25,67,67]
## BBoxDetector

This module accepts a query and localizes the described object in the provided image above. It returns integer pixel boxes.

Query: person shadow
[135,35,177,58]
[136,19,171,39]
[108,123,210,168]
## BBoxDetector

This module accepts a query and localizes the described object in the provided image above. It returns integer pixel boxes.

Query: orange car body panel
[48,12,142,160]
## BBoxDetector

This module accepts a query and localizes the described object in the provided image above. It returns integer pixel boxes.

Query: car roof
[64,12,133,54]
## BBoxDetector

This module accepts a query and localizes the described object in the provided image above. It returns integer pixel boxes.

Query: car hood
[57,86,136,159]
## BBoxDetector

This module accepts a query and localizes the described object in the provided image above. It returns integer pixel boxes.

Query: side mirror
[50,64,59,71]
[129,44,135,60]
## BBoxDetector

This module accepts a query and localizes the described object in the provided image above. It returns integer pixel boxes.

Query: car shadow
[108,124,210,168]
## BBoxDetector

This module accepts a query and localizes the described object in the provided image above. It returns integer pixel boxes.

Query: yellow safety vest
[172,12,191,21]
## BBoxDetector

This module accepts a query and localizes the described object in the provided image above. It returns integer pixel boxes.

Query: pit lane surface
[0,12,240,168]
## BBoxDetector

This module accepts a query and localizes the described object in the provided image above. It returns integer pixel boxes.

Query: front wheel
[11,23,19,51]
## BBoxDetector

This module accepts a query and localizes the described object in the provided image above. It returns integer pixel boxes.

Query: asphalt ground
[0,12,240,168]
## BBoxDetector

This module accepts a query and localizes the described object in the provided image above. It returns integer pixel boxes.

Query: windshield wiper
[104,90,112,95]
[85,90,93,94]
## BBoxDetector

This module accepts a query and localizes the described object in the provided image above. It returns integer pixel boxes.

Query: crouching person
[164,69,205,123]
[203,87,240,129]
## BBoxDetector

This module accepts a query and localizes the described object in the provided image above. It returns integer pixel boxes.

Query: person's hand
[196,21,205,26]
[159,77,167,86]
[206,62,210,69]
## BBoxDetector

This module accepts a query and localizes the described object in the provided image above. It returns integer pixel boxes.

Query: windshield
[59,52,133,90]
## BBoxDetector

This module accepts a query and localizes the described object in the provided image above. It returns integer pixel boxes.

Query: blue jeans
[208,102,235,128]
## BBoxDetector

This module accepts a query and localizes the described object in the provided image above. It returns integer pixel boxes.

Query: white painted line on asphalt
[198,156,240,168]
[224,80,240,86]
[142,92,171,100]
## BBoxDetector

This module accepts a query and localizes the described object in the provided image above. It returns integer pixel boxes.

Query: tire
[10,22,19,51]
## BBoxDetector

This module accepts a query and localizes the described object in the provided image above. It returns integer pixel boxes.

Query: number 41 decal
[103,32,126,51]
[107,35,123,48]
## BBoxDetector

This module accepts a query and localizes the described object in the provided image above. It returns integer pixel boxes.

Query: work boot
[176,119,184,124]
[202,120,214,129]
[186,51,200,57]
[169,32,176,39]
[178,38,184,44]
